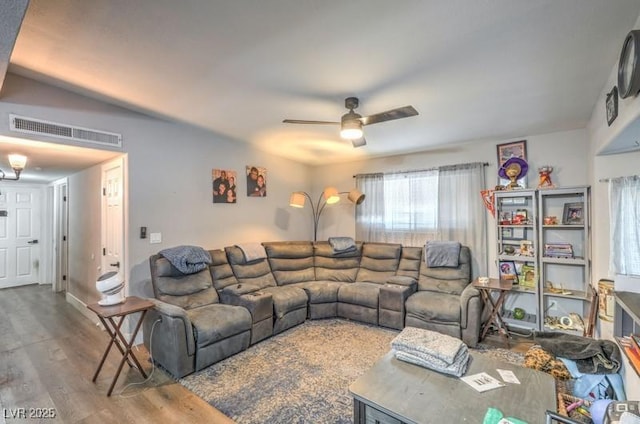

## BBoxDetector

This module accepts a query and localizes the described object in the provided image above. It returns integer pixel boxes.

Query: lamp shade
[8,154,26,171]
[340,114,363,140]
[323,187,340,204]
[347,188,365,205]
[289,192,306,208]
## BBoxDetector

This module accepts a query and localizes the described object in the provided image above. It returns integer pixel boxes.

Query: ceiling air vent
[9,114,123,148]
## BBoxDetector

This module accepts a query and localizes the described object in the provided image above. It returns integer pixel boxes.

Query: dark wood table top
[87,296,154,319]
[473,277,513,291]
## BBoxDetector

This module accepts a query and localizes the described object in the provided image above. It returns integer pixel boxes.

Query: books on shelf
[544,242,574,258]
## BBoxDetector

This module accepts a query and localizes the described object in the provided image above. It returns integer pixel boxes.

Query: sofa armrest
[387,275,417,289]
[219,287,273,323]
[220,283,263,296]
[459,284,482,330]
[143,299,197,378]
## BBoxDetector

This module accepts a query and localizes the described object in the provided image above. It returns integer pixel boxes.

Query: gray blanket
[159,245,212,274]
[534,332,621,374]
[425,241,460,268]
[391,326,467,365]
[236,243,267,262]
[328,237,356,254]
[394,349,469,377]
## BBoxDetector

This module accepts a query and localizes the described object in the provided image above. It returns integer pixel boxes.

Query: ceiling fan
[283,97,419,147]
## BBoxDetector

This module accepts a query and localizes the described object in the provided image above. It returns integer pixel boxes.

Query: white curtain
[609,176,640,276]
[355,162,487,278]
[438,163,487,278]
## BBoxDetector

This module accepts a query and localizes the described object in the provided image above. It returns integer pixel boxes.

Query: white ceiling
[2,0,640,175]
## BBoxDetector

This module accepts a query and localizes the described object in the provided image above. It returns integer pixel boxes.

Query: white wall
[586,14,640,400]
[0,74,312,303]
[313,128,590,277]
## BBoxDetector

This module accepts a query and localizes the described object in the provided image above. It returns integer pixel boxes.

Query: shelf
[542,224,585,229]
[503,309,537,324]
[498,254,537,262]
[511,285,537,294]
[498,224,534,229]
[541,256,586,265]
[543,289,589,301]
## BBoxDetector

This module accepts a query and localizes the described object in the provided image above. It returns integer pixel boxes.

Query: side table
[87,296,154,396]
[473,278,513,345]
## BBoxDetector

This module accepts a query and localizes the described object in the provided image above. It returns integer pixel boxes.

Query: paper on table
[497,369,521,384]
[460,372,506,393]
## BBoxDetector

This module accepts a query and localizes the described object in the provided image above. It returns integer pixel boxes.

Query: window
[609,176,640,276]
[382,172,438,232]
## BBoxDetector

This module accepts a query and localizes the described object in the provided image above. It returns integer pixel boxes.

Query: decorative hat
[498,156,528,180]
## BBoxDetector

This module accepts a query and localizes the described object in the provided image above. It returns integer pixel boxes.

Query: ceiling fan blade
[282,119,339,125]
[352,137,367,148]
[361,106,419,126]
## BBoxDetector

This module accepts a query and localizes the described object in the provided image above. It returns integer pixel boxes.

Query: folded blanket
[391,326,467,365]
[236,243,267,262]
[425,241,460,268]
[328,237,356,254]
[159,245,212,274]
[534,331,621,374]
[394,346,469,377]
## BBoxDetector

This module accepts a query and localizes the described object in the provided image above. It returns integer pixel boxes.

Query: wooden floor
[0,284,233,424]
[0,284,535,424]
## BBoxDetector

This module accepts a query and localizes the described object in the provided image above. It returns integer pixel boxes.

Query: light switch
[150,232,162,244]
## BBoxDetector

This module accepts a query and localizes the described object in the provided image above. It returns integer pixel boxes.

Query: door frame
[50,177,69,292]
[101,156,127,295]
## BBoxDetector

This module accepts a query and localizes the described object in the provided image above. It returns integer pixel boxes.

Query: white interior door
[0,186,42,289]
[102,159,123,280]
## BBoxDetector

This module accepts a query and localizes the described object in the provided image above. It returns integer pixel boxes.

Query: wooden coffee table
[350,351,555,423]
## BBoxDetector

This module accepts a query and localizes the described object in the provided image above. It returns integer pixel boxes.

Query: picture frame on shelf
[496,140,528,188]
[501,227,514,239]
[499,260,518,281]
[499,211,513,224]
[511,228,525,239]
[562,202,584,224]
[519,264,537,289]
[513,209,528,224]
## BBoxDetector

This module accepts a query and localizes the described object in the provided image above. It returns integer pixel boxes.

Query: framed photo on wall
[606,86,618,127]
[212,169,237,204]
[496,140,527,188]
[246,165,267,197]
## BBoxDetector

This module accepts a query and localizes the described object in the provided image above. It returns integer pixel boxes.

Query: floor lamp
[289,187,365,241]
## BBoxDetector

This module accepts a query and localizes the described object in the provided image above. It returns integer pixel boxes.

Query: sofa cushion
[356,243,402,284]
[405,291,461,323]
[150,255,219,309]
[417,246,471,295]
[264,241,315,285]
[260,286,308,319]
[225,246,277,289]
[208,249,239,290]
[186,304,252,348]
[396,246,422,280]
[313,241,362,282]
[338,282,380,309]
[291,281,343,304]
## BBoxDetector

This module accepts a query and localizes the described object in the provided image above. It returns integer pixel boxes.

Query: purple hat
[498,157,528,180]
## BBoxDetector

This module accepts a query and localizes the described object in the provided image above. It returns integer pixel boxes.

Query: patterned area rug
[179,319,524,424]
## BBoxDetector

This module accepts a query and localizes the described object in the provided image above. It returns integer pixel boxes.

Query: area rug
[179,319,524,424]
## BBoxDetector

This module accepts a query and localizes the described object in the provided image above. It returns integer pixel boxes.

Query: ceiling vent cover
[9,114,122,148]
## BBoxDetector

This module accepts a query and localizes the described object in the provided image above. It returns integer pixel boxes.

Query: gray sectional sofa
[143,241,482,378]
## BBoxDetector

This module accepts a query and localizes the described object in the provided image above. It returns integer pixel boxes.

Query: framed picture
[499,260,518,281]
[212,169,237,204]
[496,140,527,187]
[499,210,512,224]
[562,202,584,225]
[606,86,618,127]
[246,165,267,197]
[511,227,525,239]
[501,228,514,239]
[519,264,537,289]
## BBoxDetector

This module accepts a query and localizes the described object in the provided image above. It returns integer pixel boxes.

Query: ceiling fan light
[289,192,306,208]
[323,186,340,204]
[8,154,27,171]
[340,119,363,140]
